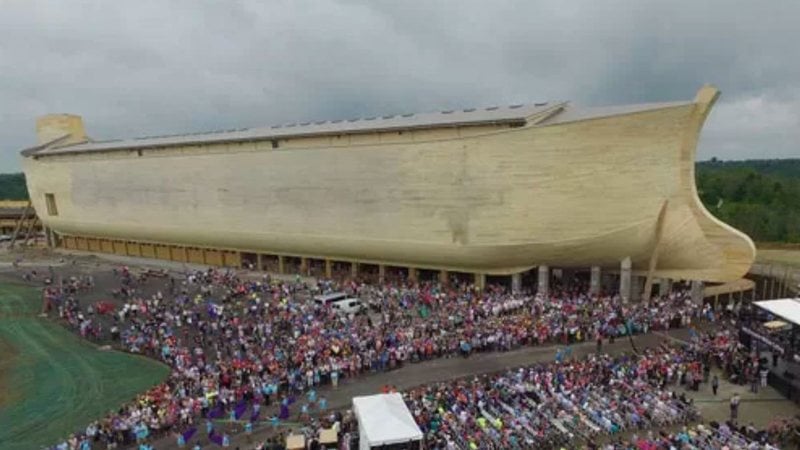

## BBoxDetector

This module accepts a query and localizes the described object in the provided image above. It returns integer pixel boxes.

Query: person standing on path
[730,393,740,422]
[712,375,719,396]
[596,331,603,353]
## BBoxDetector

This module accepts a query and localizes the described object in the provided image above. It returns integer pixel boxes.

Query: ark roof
[23,100,691,157]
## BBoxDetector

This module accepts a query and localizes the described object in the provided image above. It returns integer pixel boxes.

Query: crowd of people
[405,334,795,449]
[26,262,786,449]
[406,344,707,449]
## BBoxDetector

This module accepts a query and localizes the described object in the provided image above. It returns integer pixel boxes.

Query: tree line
[0,173,28,200]
[696,159,800,243]
[1,159,798,242]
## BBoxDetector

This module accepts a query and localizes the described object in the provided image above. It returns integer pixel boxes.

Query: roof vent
[485,106,499,111]
[509,104,523,109]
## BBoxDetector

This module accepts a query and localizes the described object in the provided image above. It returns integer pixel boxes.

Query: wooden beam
[8,201,32,248]
[21,213,37,246]
[642,200,669,301]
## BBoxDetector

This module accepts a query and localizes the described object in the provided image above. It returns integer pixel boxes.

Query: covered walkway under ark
[54,233,748,303]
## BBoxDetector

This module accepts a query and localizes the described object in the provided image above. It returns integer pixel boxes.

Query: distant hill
[1,158,798,242]
[696,159,800,243]
[0,173,28,200]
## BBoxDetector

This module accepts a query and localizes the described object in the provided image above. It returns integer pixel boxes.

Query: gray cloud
[1,0,798,171]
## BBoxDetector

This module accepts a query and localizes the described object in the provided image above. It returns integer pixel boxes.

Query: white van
[313,292,349,307]
[331,298,364,315]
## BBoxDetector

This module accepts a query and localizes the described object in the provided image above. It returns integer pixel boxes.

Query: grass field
[0,283,169,449]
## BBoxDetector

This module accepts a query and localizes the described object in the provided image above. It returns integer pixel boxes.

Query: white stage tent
[352,393,423,450]
[754,299,800,326]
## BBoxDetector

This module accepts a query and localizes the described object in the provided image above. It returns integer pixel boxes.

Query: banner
[741,326,784,354]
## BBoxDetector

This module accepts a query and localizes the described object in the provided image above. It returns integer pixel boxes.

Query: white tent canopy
[754,299,800,326]
[353,393,423,450]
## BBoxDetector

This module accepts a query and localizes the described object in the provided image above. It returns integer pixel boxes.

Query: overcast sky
[1,0,798,171]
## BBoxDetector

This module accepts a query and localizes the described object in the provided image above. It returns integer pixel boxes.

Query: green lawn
[0,283,169,449]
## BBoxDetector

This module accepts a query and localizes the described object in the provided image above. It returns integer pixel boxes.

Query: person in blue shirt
[318,396,327,411]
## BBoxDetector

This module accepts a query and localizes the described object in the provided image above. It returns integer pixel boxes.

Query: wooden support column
[538,266,549,296]
[782,267,790,298]
[691,280,704,305]
[408,267,418,283]
[643,200,669,301]
[439,270,449,286]
[770,267,777,298]
[619,258,632,303]
[256,254,263,271]
[325,260,333,279]
[589,266,601,295]
[278,256,286,275]
[300,257,309,276]
[511,273,522,294]
[474,273,486,290]
[350,262,359,279]
[378,265,386,283]
[44,226,53,248]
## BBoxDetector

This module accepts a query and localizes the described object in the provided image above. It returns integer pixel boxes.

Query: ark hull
[22,87,755,281]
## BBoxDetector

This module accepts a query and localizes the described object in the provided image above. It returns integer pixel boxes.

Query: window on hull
[45,193,58,216]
